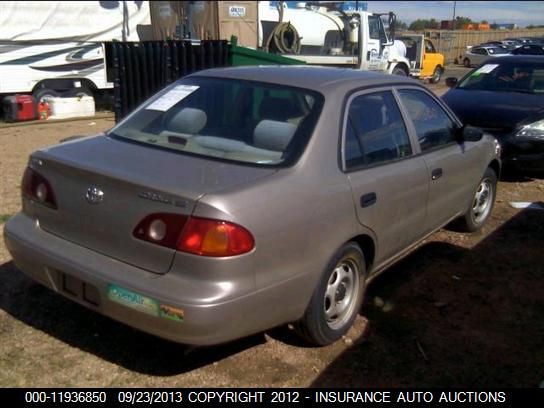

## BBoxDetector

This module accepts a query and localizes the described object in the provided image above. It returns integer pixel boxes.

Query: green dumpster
[229,36,305,67]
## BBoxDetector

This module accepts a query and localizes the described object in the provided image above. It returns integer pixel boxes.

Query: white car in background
[463,46,509,67]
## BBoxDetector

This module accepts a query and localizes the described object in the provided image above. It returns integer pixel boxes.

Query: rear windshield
[109,77,324,167]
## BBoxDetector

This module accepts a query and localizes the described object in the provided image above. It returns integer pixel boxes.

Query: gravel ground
[1,81,543,387]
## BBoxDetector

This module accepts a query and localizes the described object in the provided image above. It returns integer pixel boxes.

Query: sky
[278,1,544,27]
[365,1,544,27]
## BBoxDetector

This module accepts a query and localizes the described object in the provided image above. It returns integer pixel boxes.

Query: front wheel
[460,167,497,232]
[463,58,471,67]
[392,66,408,76]
[295,242,366,346]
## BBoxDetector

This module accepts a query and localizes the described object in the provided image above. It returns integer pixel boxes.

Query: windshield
[487,47,509,55]
[457,62,544,94]
[109,77,324,166]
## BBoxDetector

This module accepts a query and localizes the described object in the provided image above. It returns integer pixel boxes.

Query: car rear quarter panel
[187,96,375,322]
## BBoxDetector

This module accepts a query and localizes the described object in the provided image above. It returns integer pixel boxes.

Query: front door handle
[431,168,443,180]
[360,192,377,208]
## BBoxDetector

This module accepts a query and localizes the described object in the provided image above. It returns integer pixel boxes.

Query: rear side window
[397,89,456,151]
[344,91,412,170]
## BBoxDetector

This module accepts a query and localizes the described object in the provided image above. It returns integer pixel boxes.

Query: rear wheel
[459,167,497,232]
[430,66,442,83]
[33,88,59,103]
[295,242,366,346]
[463,58,471,67]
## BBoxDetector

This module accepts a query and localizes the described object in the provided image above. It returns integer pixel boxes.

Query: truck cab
[397,34,445,83]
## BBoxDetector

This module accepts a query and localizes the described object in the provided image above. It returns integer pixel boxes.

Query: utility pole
[452,1,457,30]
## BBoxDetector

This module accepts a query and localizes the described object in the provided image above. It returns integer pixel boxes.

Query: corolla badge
[85,186,104,204]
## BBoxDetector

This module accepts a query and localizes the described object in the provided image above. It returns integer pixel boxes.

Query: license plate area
[61,273,100,307]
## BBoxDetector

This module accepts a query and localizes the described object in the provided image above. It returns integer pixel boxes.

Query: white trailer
[0,1,151,101]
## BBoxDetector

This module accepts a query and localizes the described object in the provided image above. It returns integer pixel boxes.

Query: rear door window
[344,91,412,170]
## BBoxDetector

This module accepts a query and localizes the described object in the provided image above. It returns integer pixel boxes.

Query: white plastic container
[47,96,95,119]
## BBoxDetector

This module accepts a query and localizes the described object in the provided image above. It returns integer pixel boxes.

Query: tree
[455,16,473,29]
[396,20,408,31]
[481,20,489,24]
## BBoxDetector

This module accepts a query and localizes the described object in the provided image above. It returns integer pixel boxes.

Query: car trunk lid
[27,134,276,274]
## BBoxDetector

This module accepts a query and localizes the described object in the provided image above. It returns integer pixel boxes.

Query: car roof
[188,65,420,93]
[482,55,544,64]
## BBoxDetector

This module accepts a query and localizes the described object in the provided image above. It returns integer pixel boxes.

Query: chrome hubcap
[472,178,493,224]
[324,259,359,330]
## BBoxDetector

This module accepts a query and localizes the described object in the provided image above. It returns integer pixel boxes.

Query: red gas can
[2,95,37,122]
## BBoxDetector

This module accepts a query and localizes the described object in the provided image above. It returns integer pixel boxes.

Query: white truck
[0,1,151,102]
[258,1,411,75]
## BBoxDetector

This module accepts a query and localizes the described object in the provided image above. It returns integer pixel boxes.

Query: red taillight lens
[177,217,255,257]
[133,213,255,257]
[133,213,188,249]
[22,167,58,209]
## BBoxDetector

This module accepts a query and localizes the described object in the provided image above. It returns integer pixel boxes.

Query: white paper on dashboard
[146,85,199,111]
[473,64,499,75]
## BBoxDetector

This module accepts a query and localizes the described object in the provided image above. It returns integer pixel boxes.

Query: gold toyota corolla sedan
[4,66,500,346]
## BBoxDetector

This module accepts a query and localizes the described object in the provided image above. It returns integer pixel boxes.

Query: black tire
[459,167,497,232]
[430,66,442,84]
[295,242,367,346]
[392,65,408,76]
[463,58,471,68]
[33,87,59,103]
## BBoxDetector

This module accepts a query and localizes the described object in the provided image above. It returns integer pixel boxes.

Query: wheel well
[32,78,97,94]
[392,63,409,75]
[488,159,501,178]
[351,234,375,272]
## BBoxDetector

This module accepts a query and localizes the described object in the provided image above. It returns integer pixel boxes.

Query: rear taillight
[133,213,188,249]
[133,214,254,257]
[22,167,57,209]
[177,217,255,257]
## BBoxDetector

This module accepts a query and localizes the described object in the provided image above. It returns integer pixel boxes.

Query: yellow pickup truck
[397,35,445,83]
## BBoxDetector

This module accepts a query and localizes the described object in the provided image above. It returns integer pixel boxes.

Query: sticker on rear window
[471,64,499,76]
[146,85,199,112]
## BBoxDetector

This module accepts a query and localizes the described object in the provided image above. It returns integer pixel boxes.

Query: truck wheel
[33,88,59,103]
[463,58,471,67]
[295,242,366,346]
[392,66,408,76]
[430,67,442,84]
[459,167,497,232]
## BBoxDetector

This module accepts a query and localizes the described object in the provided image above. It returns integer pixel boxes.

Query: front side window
[109,77,324,166]
[397,89,456,151]
[344,91,412,170]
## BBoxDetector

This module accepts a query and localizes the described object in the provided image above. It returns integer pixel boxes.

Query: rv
[0,1,151,103]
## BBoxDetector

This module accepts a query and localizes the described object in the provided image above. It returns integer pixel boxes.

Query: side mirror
[445,77,458,88]
[456,125,483,142]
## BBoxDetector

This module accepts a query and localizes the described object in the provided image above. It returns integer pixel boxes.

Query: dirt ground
[1,94,543,387]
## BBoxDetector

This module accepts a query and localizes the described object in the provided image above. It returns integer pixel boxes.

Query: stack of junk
[2,95,95,122]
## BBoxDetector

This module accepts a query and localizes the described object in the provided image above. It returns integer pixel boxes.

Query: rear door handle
[360,192,377,208]
[431,168,443,180]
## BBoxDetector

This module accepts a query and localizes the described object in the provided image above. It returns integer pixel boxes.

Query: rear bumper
[4,213,303,345]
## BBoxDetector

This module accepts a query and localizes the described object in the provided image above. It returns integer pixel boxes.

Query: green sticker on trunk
[107,284,159,317]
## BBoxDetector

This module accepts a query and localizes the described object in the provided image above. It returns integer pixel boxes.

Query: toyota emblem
[85,186,104,204]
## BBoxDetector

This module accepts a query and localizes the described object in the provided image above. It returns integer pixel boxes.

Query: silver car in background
[4,66,500,346]
[463,45,510,67]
